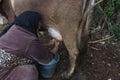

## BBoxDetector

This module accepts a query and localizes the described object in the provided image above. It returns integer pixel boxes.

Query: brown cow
[1,0,95,78]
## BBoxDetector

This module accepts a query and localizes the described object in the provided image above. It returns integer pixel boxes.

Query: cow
[1,0,95,78]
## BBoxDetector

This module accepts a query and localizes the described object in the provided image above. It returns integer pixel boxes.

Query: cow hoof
[61,71,72,79]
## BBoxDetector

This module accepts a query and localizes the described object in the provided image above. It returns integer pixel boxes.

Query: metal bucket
[39,54,60,78]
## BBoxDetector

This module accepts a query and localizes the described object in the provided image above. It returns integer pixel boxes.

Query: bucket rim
[39,54,60,66]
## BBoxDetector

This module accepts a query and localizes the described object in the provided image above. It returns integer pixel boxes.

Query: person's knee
[18,65,38,75]
[8,65,39,80]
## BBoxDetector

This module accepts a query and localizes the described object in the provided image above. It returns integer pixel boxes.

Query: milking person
[0,11,60,80]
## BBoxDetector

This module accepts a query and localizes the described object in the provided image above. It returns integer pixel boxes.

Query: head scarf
[0,11,41,36]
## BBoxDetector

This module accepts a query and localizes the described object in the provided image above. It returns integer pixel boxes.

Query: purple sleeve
[26,39,54,64]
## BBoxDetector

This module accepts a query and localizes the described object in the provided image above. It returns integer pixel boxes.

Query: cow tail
[77,0,95,54]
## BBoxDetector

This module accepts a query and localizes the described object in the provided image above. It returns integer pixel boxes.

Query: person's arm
[26,39,60,64]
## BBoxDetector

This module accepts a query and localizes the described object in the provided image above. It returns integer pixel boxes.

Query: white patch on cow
[91,0,95,6]
[48,27,62,41]
[10,0,15,11]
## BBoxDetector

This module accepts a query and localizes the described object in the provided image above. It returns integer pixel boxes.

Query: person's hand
[43,39,56,47]
[48,39,56,47]
[49,39,60,55]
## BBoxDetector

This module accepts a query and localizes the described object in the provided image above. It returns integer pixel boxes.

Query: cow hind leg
[77,27,88,55]
[48,27,79,78]
[61,37,79,78]
[62,50,78,78]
